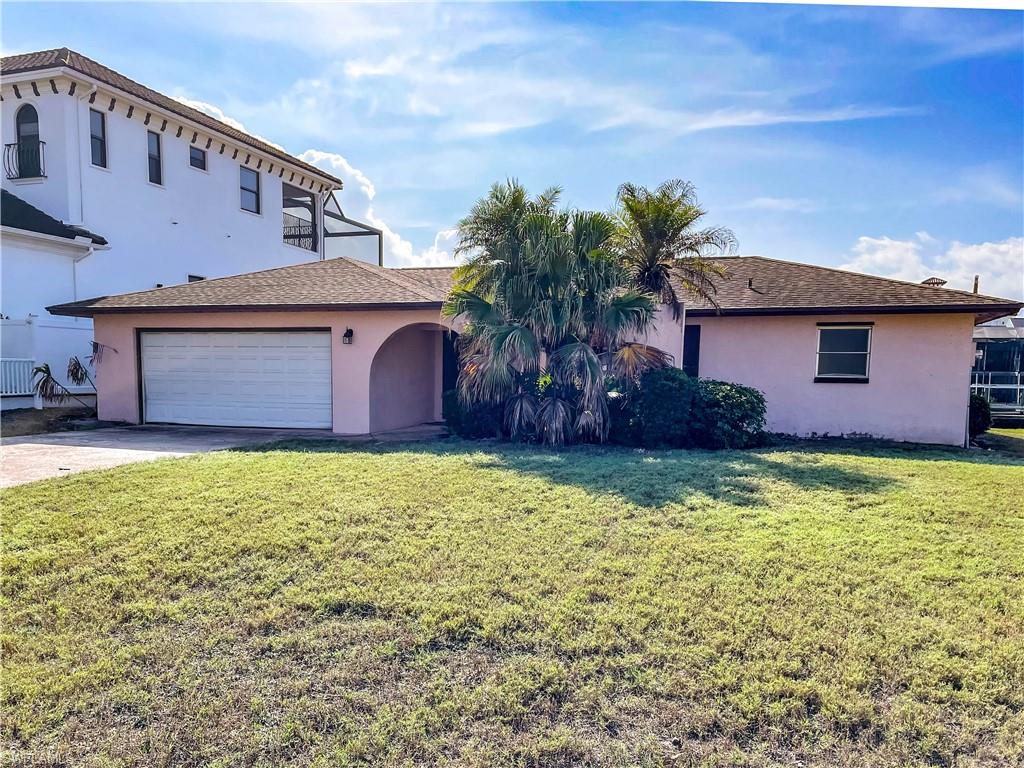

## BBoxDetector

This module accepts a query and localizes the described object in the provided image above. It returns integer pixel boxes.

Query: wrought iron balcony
[283,211,317,252]
[4,140,46,180]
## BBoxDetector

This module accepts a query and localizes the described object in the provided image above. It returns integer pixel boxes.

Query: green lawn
[2,439,1023,767]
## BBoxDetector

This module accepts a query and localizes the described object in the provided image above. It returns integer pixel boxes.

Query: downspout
[71,245,94,324]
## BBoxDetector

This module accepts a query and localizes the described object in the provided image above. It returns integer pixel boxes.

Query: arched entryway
[369,322,457,433]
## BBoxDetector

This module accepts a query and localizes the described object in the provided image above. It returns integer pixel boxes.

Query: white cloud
[172,96,286,151]
[840,234,1024,300]
[733,196,819,213]
[298,150,459,268]
[171,3,920,145]
[932,166,1022,209]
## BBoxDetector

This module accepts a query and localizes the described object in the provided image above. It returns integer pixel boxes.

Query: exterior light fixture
[342,328,354,345]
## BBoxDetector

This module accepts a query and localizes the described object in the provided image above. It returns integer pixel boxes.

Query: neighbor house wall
[0,233,96,392]
[673,312,977,446]
[91,308,450,434]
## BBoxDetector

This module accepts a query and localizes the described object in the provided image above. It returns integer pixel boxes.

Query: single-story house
[48,255,1022,446]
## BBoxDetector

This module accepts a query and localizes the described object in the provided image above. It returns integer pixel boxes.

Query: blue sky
[4,2,1022,298]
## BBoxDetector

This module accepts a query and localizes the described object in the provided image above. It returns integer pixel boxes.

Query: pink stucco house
[49,255,1021,446]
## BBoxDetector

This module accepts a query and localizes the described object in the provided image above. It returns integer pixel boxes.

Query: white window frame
[815,324,872,381]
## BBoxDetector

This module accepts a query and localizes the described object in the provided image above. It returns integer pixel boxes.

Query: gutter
[46,300,445,318]
[1,225,108,252]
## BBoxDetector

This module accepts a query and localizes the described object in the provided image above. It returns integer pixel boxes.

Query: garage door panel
[141,331,333,428]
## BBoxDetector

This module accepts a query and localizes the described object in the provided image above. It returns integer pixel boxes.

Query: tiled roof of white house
[1,47,342,191]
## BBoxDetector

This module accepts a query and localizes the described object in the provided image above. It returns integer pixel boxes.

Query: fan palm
[445,181,669,446]
[614,179,736,320]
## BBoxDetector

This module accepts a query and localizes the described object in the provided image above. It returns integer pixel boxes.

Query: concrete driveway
[0,425,334,488]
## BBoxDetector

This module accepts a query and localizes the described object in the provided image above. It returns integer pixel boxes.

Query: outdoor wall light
[342,328,354,345]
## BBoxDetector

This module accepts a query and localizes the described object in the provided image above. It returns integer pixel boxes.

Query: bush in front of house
[634,367,700,448]
[612,369,767,450]
[690,378,768,449]
[968,394,992,440]
[443,389,503,439]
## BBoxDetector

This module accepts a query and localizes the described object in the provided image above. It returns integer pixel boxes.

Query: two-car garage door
[140,331,332,428]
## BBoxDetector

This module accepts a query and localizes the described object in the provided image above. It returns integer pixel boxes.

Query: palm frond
[611,342,673,382]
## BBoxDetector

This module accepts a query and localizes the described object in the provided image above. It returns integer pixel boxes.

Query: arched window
[14,105,42,177]
[15,104,39,143]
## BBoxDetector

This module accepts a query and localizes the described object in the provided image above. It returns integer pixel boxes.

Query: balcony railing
[971,371,1024,417]
[283,211,317,252]
[4,140,46,180]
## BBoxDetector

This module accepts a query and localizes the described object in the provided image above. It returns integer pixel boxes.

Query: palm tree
[31,356,96,411]
[445,181,669,446]
[614,179,736,319]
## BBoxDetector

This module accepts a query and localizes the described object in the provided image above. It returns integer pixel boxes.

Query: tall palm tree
[614,179,736,319]
[445,181,669,446]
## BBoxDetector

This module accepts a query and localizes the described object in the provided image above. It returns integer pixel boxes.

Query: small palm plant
[31,356,97,411]
[445,181,669,446]
[614,179,736,319]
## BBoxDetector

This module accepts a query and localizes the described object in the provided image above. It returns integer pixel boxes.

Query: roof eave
[684,303,1024,318]
[46,300,445,318]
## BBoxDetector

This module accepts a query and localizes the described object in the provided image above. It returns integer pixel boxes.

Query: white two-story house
[1,47,380,408]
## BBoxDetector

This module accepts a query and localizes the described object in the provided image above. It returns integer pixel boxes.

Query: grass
[977,426,1024,458]
[2,438,1023,767]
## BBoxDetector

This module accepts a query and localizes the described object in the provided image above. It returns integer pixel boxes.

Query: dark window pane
[817,353,868,377]
[89,109,104,138]
[89,109,106,167]
[91,137,106,167]
[189,147,206,170]
[241,189,259,213]
[240,167,260,212]
[147,131,161,184]
[16,105,39,140]
[819,328,870,353]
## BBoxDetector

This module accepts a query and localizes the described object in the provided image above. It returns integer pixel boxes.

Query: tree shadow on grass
[240,438,904,509]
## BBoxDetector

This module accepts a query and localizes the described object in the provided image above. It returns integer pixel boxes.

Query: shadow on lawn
[244,438,905,508]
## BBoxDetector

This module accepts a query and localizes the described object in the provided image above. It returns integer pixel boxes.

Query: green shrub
[443,390,503,439]
[606,389,642,447]
[635,368,699,448]
[968,394,992,440]
[691,379,768,449]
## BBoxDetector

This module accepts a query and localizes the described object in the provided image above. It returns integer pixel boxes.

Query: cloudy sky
[4,2,1022,299]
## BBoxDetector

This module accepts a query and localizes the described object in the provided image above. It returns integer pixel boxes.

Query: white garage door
[141,331,332,428]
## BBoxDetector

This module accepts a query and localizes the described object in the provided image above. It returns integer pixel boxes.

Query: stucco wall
[369,326,440,432]
[673,312,976,446]
[92,307,976,445]
[92,309,450,434]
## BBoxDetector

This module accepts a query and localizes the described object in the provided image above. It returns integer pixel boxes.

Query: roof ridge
[742,254,1015,304]
[345,258,445,302]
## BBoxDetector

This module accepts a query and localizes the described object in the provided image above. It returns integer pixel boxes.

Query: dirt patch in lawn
[1,407,95,437]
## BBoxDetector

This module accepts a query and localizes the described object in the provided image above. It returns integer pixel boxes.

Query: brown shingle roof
[48,258,446,316]
[1,48,341,188]
[397,267,458,294]
[403,257,1020,318]
[48,255,1021,319]
[682,256,1020,317]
